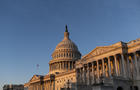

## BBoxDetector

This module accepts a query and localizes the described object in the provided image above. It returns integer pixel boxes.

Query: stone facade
[24,26,140,90]
[3,84,24,90]
[76,39,140,90]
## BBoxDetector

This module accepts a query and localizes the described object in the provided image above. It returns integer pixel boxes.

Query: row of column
[43,80,54,90]
[50,61,75,71]
[29,81,54,90]
[76,51,140,85]
[53,52,80,59]
[127,52,140,80]
[29,83,43,90]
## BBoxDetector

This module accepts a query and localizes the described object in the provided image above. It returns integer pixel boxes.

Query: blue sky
[0,0,140,89]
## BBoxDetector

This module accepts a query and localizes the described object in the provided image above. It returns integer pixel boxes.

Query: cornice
[49,58,77,64]
[55,69,76,78]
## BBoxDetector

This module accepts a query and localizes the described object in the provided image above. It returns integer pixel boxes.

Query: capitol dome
[49,25,81,74]
[55,39,78,51]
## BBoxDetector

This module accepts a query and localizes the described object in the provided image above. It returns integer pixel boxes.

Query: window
[117,87,123,90]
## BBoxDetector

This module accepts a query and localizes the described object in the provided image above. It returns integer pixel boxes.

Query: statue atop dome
[64,25,70,40]
[65,25,68,32]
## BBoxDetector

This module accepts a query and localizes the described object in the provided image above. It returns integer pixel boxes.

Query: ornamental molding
[83,45,120,59]
[29,75,42,82]
[89,47,116,56]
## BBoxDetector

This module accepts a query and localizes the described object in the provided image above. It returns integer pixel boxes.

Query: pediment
[83,46,117,59]
[91,47,115,55]
[30,75,40,82]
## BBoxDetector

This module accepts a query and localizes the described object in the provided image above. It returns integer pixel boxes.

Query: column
[52,64,53,71]
[62,61,65,70]
[40,84,42,90]
[66,61,68,70]
[60,62,62,70]
[126,54,130,78]
[82,67,84,84]
[53,64,54,70]
[92,62,94,84]
[53,63,55,70]
[138,54,140,77]
[50,80,52,90]
[68,61,70,70]
[62,62,64,70]
[71,62,73,69]
[46,81,48,90]
[70,61,71,69]
[56,63,57,70]
[66,61,67,70]
[59,62,61,70]
[37,85,38,90]
[79,68,81,83]
[102,59,105,77]
[77,68,80,83]
[58,62,60,70]
[130,55,134,79]
[134,52,139,78]
[80,68,83,83]
[57,62,58,70]
[53,63,56,70]
[87,64,90,85]
[107,57,111,77]
[58,63,60,70]
[61,62,63,70]
[65,62,66,70]
[83,66,86,84]
[67,61,69,70]
[114,55,118,76]
[56,63,58,70]
[76,69,79,84]
[97,61,99,79]
[70,62,72,70]
[121,54,126,78]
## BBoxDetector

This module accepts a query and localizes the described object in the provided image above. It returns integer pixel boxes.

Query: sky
[0,0,140,89]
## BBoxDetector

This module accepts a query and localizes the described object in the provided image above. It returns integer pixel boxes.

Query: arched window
[67,53,68,57]
[64,53,65,57]
[69,53,71,57]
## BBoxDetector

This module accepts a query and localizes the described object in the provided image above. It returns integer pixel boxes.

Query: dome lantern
[63,25,70,40]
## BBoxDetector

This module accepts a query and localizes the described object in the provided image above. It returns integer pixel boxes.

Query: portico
[76,40,140,90]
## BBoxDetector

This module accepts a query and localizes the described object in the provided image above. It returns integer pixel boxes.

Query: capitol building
[24,26,140,90]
